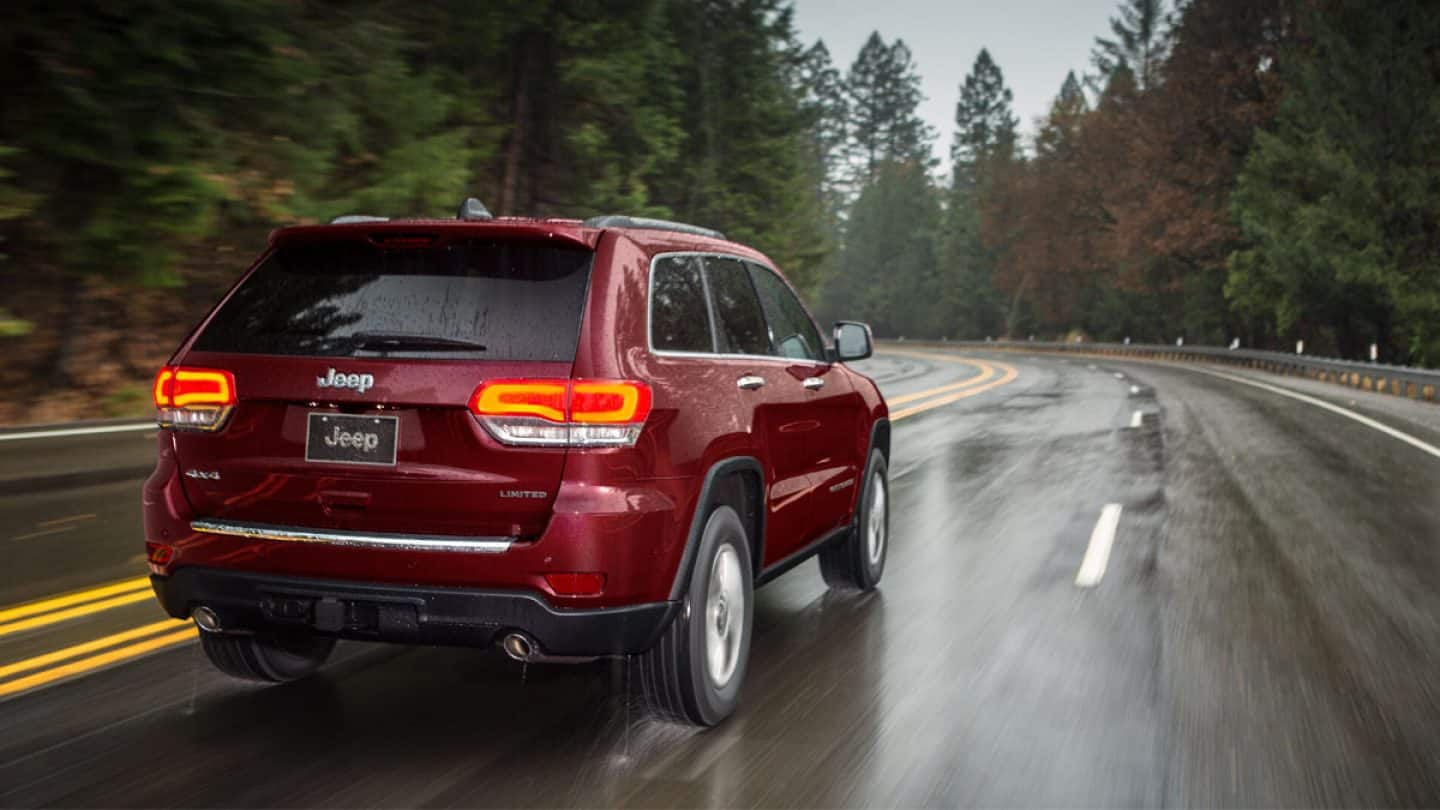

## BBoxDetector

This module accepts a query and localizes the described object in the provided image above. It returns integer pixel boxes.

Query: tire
[636,504,754,727]
[819,450,888,591]
[200,630,335,683]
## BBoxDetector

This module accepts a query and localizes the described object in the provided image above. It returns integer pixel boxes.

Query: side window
[650,256,714,353]
[704,257,772,356]
[747,263,824,362]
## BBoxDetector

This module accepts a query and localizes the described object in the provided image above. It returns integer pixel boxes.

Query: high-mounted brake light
[469,378,652,447]
[153,367,236,431]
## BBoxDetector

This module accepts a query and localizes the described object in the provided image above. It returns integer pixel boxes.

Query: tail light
[469,379,652,447]
[153,367,236,431]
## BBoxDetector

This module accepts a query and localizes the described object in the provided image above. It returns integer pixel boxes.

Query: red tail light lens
[469,379,651,447]
[469,380,568,422]
[571,381,652,423]
[154,366,236,431]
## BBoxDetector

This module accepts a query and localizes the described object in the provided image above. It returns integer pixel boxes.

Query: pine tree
[1228,0,1440,363]
[662,0,830,291]
[844,32,934,188]
[936,48,1019,338]
[950,48,1019,184]
[1090,0,1170,91]
[796,40,849,215]
[829,161,942,335]
[1036,71,1089,160]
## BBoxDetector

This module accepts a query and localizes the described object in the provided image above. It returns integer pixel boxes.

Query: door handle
[802,376,825,390]
[737,375,766,390]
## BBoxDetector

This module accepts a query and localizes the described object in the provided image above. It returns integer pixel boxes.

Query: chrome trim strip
[190,519,514,554]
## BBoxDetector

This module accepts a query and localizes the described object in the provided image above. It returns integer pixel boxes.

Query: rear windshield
[193,240,593,361]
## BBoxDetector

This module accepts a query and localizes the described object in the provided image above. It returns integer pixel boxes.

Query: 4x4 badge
[316,368,375,394]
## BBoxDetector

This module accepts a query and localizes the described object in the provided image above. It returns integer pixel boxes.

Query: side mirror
[833,321,873,362]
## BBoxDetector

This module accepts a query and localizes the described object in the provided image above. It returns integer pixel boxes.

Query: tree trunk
[1004,273,1030,338]
[499,35,536,215]
[46,272,84,388]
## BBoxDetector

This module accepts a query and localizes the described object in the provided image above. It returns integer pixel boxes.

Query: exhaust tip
[192,606,221,632]
[501,632,533,662]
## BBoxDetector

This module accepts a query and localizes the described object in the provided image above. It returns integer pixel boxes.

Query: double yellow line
[0,576,194,699]
[883,351,1019,421]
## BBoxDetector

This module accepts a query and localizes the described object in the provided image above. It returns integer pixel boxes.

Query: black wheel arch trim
[667,456,765,602]
[870,416,891,464]
[669,418,889,600]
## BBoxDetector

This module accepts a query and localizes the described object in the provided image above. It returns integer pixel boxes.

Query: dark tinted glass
[651,256,714,352]
[705,257,772,355]
[194,241,593,361]
[748,263,824,361]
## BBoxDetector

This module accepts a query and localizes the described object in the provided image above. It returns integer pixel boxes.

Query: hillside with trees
[1,0,1437,423]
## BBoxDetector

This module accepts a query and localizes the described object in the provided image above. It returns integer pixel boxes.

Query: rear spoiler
[269,220,602,251]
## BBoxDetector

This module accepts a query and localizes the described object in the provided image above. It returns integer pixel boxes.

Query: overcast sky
[791,0,1123,164]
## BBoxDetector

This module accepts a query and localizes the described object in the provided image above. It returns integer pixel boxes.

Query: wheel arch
[870,417,891,464]
[668,456,765,601]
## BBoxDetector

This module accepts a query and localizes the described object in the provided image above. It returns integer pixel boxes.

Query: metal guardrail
[885,339,1439,405]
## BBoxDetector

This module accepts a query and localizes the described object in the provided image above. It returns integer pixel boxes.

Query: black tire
[819,450,888,591]
[636,504,753,727]
[199,630,335,683]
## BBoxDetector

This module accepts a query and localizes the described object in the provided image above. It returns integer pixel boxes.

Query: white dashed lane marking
[1075,504,1124,588]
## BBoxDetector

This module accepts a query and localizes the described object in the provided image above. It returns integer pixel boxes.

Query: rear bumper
[152,567,677,657]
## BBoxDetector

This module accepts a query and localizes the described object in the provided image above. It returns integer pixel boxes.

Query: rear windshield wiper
[349,332,488,352]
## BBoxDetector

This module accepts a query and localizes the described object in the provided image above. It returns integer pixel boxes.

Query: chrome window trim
[191,518,514,554]
[646,251,829,365]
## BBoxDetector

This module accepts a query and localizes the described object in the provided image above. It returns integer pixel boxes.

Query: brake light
[469,378,652,447]
[571,381,652,423]
[469,380,568,422]
[153,366,236,431]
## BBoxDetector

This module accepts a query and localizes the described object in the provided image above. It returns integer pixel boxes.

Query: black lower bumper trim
[151,568,677,657]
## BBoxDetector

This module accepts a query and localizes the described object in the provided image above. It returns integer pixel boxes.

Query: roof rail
[330,215,390,225]
[582,215,725,240]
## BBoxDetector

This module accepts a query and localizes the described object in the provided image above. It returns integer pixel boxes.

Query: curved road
[2,349,1440,806]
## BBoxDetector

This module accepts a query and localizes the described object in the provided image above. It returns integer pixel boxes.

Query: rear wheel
[199,630,335,683]
[636,504,753,727]
[819,450,888,591]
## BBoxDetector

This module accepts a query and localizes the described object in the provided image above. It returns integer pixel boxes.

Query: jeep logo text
[322,425,380,452]
[316,368,374,394]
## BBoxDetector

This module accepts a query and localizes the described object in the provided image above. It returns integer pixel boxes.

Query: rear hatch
[172,233,593,539]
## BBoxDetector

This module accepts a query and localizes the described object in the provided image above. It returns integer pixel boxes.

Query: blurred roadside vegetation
[0,0,1436,424]
[0,0,832,422]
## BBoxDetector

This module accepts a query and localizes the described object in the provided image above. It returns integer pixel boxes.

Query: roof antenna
[457,197,494,221]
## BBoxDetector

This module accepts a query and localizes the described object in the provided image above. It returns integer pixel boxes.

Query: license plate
[305,413,398,466]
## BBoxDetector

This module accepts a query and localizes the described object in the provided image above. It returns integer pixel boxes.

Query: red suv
[144,200,889,726]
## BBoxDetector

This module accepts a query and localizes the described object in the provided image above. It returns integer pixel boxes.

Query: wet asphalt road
[3,349,1440,807]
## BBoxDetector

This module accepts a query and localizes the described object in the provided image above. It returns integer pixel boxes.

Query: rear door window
[747,263,825,362]
[193,240,593,361]
[650,256,715,353]
[704,257,772,356]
